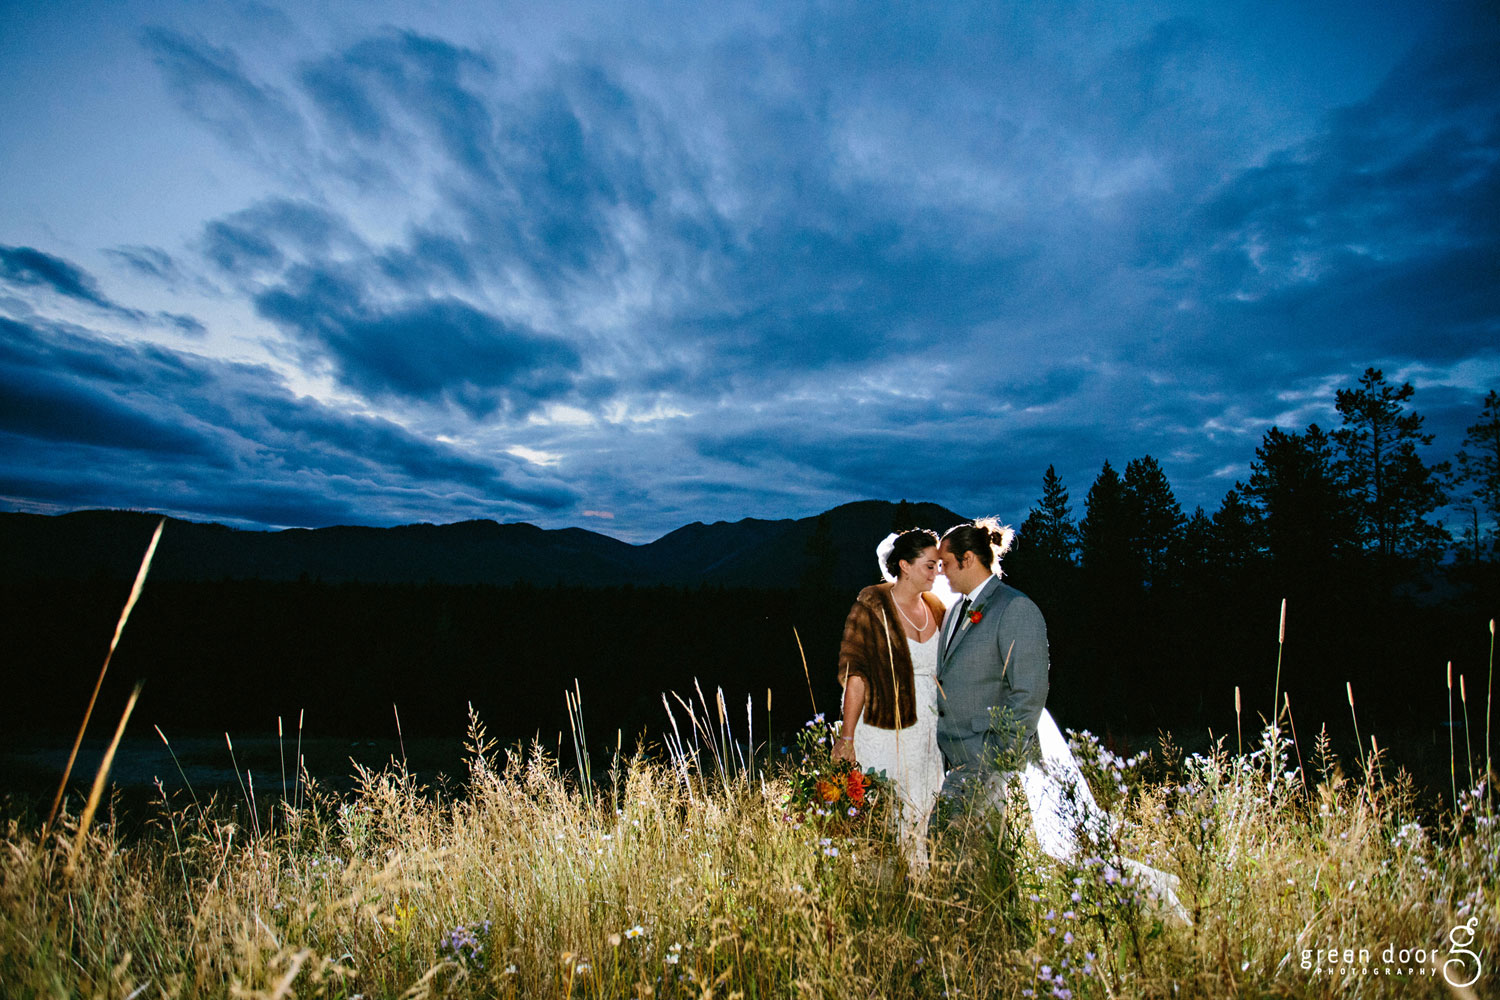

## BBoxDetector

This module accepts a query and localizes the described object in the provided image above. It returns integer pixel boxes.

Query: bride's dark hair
[881,528,939,581]
[940,518,1014,571]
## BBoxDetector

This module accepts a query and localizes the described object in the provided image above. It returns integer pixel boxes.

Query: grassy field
[1,688,1495,1000]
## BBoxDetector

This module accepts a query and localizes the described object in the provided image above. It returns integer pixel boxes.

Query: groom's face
[938,540,983,594]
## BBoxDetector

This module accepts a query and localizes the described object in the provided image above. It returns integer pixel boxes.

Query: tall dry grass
[2,697,1495,999]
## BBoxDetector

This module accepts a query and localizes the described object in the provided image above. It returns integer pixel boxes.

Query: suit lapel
[945,576,996,661]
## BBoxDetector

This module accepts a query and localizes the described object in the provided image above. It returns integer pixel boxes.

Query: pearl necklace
[894,590,932,635]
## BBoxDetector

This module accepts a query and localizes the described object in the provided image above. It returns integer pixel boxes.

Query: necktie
[947,597,970,653]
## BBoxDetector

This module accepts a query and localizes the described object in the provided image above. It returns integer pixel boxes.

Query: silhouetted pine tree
[1240,424,1355,588]
[1123,455,1186,590]
[891,499,919,532]
[1457,389,1500,560]
[1010,465,1078,608]
[1017,465,1078,565]
[1333,368,1451,569]
[1209,488,1262,579]
[1080,460,1135,592]
[1180,506,1214,580]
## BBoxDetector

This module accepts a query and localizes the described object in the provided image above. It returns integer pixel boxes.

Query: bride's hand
[832,735,857,764]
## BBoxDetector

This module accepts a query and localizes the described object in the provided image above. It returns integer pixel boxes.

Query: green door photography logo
[1443,916,1481,990]
[1300,916,1482,987]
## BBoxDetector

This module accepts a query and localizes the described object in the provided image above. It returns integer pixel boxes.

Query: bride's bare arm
[834,674,865,762]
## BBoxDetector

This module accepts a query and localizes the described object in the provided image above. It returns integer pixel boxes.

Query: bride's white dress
[854,634,944,869]
[1023,708,1190,922]
[1022,707,1106,861]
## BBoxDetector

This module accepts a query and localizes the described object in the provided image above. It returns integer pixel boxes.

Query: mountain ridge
[0,501,968,591]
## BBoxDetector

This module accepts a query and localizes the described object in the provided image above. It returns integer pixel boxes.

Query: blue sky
[1,0,1495,541]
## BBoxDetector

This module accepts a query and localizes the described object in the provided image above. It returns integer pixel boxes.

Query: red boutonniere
[967,603,986,626]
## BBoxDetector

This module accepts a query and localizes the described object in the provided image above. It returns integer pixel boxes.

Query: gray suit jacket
[935,575,1050,769]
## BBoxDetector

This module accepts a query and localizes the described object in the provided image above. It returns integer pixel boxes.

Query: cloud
[254,268,582,417]
[0,245,113,309]
[141,26,309,168]
[162,312,209,336]
[0,314,580,528]
[302,31,499,181]
[1145,13,1500,399]
[4,244,211,339]
[0,319,223,459]
[202,198,362,279]
[105,245,179,282]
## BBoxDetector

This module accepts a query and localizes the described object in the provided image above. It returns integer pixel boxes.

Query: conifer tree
[1210,488,1262,575]
[1123,455,1186,589]
[1333,368,1450,566]
[891,499,919,532]
[1457,389,1500,559]
[1180,505,1215,583]
[1018,465,1078,566]
[1080,460,1135,589]
[1239,424,1353,579]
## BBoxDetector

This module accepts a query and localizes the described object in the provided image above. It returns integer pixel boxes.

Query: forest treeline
[989,368,1497,753]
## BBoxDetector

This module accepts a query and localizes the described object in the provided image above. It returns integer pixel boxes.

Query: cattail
[766,688,773,766]
[1271,599,1288,738]
[394,703,406,764]
[156,723,203,820]
[1487,620,1495,787]
[246,769,262,840]
[276,715,287,823]
[1448,661,1458,810]
[1460,673,1474,788]
[294,708,306,815]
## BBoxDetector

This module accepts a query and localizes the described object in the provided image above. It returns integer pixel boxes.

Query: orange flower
[843,770,868,805]
[816,778,842,803]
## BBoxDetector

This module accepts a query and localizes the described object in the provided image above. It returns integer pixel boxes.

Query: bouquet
[782,715,888,834]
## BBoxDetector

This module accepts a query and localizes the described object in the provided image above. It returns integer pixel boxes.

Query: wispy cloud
[0,308,578,528]
[1,245,115,309]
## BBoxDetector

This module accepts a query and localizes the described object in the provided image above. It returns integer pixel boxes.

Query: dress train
[1020,709,1191,924]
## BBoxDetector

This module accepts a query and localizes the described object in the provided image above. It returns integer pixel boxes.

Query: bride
[833,528,947,870]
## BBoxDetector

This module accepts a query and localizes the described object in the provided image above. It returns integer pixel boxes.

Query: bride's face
[900,545,940,591]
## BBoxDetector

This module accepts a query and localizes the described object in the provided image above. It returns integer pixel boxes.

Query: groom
[935,521,1050,805]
